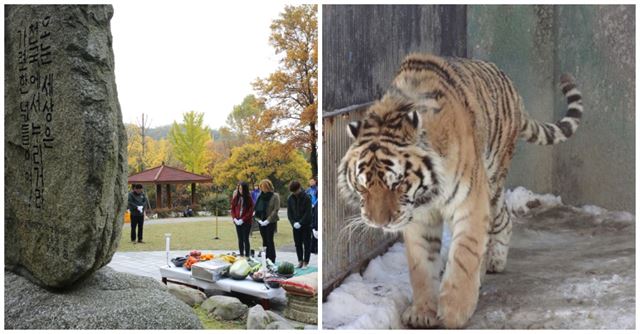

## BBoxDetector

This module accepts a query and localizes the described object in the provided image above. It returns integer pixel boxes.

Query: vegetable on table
[229,258,252,279]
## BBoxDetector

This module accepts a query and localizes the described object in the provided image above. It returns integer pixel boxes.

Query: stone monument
[5,4,126,289]
[4,5,202,329]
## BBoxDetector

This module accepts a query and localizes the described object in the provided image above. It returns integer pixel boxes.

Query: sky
[110,2,285,130]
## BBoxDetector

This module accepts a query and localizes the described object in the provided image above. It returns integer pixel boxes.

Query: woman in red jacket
[231,182,255,257]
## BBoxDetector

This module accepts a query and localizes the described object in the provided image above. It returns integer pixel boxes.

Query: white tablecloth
[159,266,284,300]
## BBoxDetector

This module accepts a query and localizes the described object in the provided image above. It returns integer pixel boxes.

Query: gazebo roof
[128,164,212,184]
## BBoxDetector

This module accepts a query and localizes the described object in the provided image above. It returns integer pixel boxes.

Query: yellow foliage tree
[213,141,312,194]
[145,138,177,169]
[168,111,212,174]
[126,123,143,173]
[126,124,179,174]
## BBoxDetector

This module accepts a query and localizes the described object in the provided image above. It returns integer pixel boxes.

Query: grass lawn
[117,217,295,252]
[193,305,245,329]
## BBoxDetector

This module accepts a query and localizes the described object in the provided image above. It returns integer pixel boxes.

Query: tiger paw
[437,280,479,328]
[401,303,440,328]
[486,256,507,273]
[486,243,508,273]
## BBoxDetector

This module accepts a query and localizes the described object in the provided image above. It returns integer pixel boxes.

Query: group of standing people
[231,179,281,263]
[230,178,318,268]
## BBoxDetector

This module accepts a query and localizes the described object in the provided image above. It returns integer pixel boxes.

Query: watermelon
[278,261,295,275]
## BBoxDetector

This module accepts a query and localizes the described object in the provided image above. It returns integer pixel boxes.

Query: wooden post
[166,184,172,209]
[191,183,196,205]
[156,183,162,209]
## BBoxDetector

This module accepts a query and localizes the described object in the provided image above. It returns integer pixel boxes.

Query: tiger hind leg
[486,201,512,273]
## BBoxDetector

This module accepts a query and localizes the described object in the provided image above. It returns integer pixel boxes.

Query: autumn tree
[137,113,152,171]
[203,139,223,176]
[253,4,318,177]
[146,138,178,168]
[126,123,179,174]
[126,123,143,173]
[213,141,312,195]
[168,111,212,174]
[225,94,275,142]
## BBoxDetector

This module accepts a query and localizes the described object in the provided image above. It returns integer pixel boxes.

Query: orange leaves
[252,5,318,176]
[225,94,274,143]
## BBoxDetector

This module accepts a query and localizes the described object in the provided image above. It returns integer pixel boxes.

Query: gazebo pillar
[128,164,211,210]
[166,184,172,209]
[156,183,162,209]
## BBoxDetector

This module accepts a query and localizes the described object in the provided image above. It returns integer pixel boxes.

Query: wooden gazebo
[127,163,213,209]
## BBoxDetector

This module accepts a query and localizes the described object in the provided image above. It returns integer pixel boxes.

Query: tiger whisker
[339,215,369,243]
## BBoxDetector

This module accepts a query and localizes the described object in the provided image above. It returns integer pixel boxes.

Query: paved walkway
[136,209,289,226]
[108,249,317,281]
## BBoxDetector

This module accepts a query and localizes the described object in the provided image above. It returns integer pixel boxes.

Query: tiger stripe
[519,73,583,145]
[337,53,584,328]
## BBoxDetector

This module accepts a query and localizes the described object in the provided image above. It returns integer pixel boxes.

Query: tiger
[337,53,583,328]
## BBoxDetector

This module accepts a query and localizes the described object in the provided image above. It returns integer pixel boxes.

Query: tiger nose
[363,212,390,227]
[371,215,392,227]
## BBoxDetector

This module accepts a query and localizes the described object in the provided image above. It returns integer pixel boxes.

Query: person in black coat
[127,184,148,244]
[287,180,312,268]
[310,203,318,254]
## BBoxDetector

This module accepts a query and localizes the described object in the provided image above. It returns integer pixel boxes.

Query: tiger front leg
[437,201,490,328]
[401,218,444,328]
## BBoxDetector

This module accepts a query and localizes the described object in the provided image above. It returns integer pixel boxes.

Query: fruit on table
[278,261,295,275]
[219,255,237,263]
[184,256,199,270]
[200,253,214,261]
[189,250,202,257]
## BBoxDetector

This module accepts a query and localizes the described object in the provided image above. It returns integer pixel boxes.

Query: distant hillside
[145,124,172,140]
[132,124,221,141]
[211,129,221,140]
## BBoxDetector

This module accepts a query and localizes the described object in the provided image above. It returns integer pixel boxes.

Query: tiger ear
[406,110,421,129]
[347,121,361,139]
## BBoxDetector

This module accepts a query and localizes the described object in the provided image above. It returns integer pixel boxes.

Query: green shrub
[154,208,179,219]
[201,193,231,216]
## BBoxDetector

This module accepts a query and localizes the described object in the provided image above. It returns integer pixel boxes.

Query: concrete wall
[323,5,466,112]
[468,5,635,212]
[468,6,556,197]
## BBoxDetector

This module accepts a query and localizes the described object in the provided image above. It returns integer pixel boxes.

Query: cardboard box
[191,259,230,282]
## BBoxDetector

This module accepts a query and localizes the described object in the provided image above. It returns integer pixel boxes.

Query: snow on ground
[579,204,635,223]
[323,243,411,329]
[505,186,634,222]
[505,186,563,215]
[323,188,635,329]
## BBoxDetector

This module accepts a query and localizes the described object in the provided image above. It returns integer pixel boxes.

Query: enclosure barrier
[322,103,399,297]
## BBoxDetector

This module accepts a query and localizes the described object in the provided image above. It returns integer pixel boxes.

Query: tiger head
[338,94,442,232]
